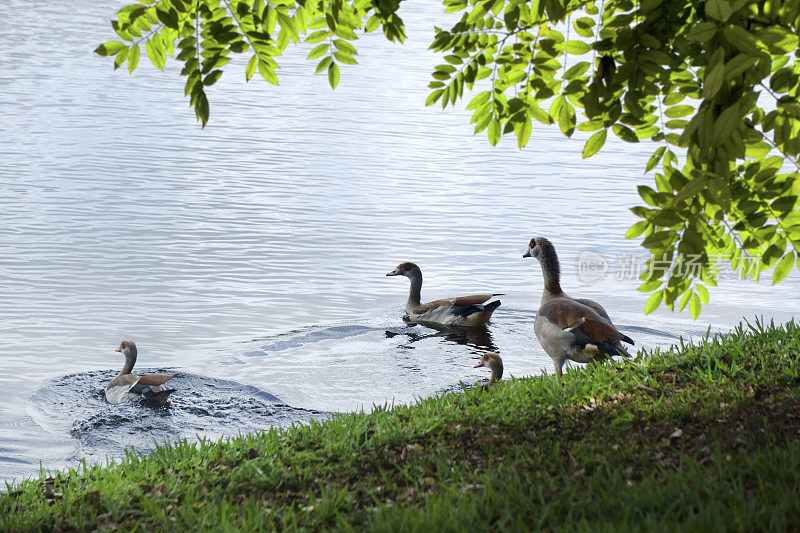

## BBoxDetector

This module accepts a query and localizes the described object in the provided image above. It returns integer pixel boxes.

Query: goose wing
[573,298,610,321]
[415,293,503,313]
[539,298,628,345]
[138,374,173,386]
[105,374,141,404]
[452,293,504,306]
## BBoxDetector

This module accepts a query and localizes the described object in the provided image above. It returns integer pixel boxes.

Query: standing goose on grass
[386,262,503,327]
[105,341,175,405]
[474,351,504,384]
[523,237,634,376]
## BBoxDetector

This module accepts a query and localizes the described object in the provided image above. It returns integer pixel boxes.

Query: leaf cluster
[425,0,800,317]
[96,0,406,125]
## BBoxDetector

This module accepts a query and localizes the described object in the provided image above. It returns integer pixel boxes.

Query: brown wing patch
[106,374,140,390]
[452,294,502,306]
[578,319,624,344]
[138,374,173,386]
[538,299,592,329]
[573,298,610,320]
[539,299,624,344]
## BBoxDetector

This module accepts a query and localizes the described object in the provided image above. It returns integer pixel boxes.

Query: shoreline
[2,319,799,530]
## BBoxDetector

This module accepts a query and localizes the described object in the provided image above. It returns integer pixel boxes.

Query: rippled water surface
[1,1,798,484]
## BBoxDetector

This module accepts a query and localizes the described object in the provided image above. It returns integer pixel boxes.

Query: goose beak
[474,361,485,368]
[386,269,401,276]
[522,250,531,258]
[115,347,122,352]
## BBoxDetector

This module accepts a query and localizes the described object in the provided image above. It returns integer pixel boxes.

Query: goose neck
[407,272,422,307]
[120,352,136,375]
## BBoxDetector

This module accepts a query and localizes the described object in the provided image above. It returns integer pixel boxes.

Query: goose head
[115,340,137,357]
[386,262,421,279]
[115,340,137,373]
[474,351,503,384]
[523,236,553,260]
[523,236,562,294]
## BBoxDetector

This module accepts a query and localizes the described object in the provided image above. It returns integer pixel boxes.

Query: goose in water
[474,351,504,384]
[105,341,175,405]
[386,262,502,327]
[523,237,634,376]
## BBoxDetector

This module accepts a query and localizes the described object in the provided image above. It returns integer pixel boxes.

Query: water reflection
[385,323,496,351]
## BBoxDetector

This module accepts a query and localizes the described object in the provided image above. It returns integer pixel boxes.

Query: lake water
[1,0,798,485]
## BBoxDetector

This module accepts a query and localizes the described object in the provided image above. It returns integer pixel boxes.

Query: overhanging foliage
[95,0,800,317]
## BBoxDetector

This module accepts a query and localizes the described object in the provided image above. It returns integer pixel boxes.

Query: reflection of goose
[474,352,503,384]
[105,341,175,405]
[524,237,634,376]
[385,323,496,351]
[386,262,502,327]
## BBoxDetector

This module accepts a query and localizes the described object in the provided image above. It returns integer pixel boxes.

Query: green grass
[3,319,800,531]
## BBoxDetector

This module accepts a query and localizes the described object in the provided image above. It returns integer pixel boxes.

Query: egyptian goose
[386,262,502,327]
[474,351,504,384]
[523,237,634,376]
[105,341,175,405]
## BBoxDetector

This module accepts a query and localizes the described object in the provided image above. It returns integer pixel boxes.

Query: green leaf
[703,62,724,99]
[626,220,649,239]
[689,293,701,318]
[426,89,444,106]
[563,62,590,80]
[246,55,257,81]
[772,252,795,284]
[194,90,209,127]
[549,95,565,122]
[679,289,693,311]
[696,284,709,304]
[724,54,756,81]
[561,41,590,54]
[333,39,357,55]
[639,280,662,292]
[334,51,358,65]
[686,22,717,43]
[558,101,576,137]
[145,38,165,71]
[675,175,709,203]
[706,0,732,22]
[113,48,129,70]
[745,141,770,158]
[645,290,664,314]
[488,118,501,146]
[307,43,329,60]
[127,43,140,74]
[306,30,329,43]
[517,118,532,148]
[612,124,638,143]
[665,105,693,118]
[466,91,491,111]
[95,41,127,57]
[638,185,658,206]
[328,61,340,89]
[315,56,332,74]
[582,129,607,158]
[646,146,667,172]
[258,59,279,85]
[203,70,222,86]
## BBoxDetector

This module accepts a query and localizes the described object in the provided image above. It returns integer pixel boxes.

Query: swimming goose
[523,237,634,376]
[474,351,503,384]
[386,262,502,327]
[105,341,175,405]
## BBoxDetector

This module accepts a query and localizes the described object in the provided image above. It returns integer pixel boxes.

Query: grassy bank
[3,320,800,531]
